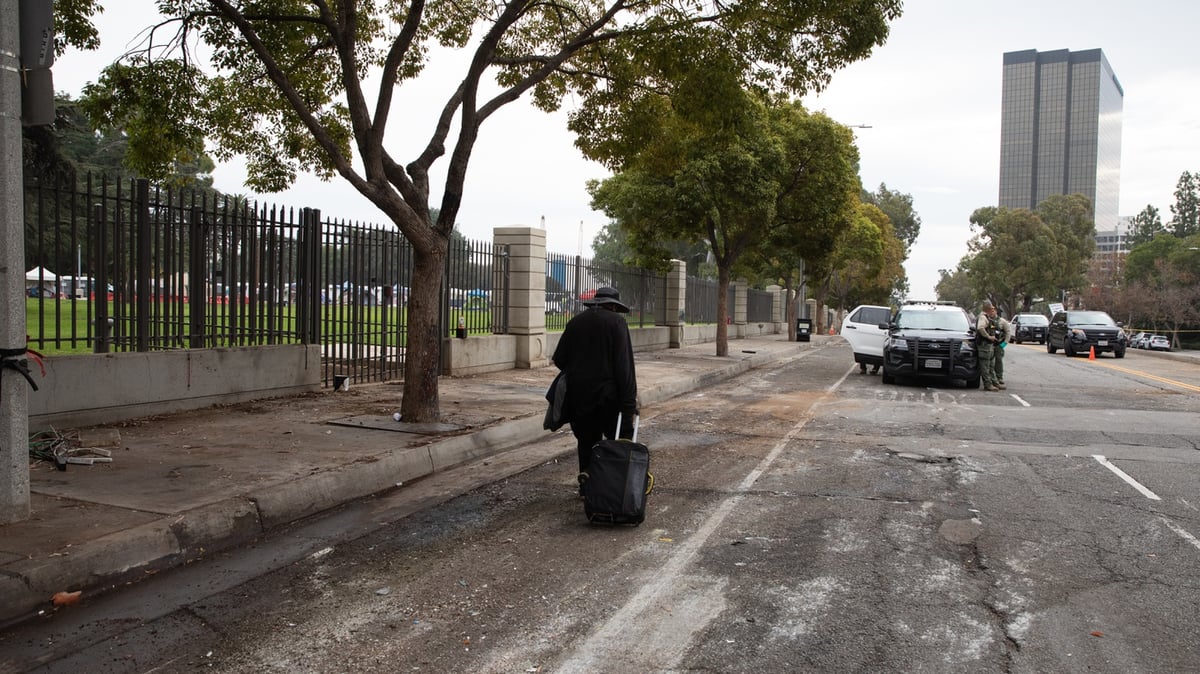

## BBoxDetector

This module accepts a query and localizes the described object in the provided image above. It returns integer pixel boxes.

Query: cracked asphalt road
[5,342,1200,672]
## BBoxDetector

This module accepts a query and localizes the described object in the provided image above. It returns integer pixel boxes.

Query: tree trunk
[400,245,447,423]
[716,265,729,357]
[813,287,828,335]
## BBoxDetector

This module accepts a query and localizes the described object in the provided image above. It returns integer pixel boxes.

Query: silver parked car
[1148,334,1171,351]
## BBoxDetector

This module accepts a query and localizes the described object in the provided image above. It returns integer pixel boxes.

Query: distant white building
[1095,215,1131,254]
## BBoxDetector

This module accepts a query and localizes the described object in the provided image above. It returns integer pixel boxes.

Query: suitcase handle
[615,412,639,443]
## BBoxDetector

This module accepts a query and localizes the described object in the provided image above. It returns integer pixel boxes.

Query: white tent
[25,266,60,295]
[25,266,57,281]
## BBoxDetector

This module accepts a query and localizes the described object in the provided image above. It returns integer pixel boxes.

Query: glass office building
[999,49,1124,232]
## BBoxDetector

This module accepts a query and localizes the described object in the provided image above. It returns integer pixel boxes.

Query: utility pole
[1,0,31,523]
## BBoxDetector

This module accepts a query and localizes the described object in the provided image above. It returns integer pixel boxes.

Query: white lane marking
[558,365,851,671]
[1160,517,1200,552]
[1010,394,1030,407]
[1092,455,1161,501]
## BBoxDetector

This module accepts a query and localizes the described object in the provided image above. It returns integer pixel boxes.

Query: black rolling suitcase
[581,414,653,525]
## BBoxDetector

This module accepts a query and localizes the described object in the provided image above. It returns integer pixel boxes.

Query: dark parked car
[880,300,980,388]
[1011,313,1049,344]
[1047,310,1127,358]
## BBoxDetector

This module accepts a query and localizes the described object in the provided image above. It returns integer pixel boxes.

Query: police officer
[975,300,1003,391]
[994,310,1013,389]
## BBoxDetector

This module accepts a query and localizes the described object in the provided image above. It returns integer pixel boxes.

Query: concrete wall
[29,345,320,431]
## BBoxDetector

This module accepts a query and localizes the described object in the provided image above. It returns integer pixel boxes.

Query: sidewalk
[0,333,821,626]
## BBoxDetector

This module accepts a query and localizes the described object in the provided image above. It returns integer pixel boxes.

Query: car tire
[881,370,895,384]
[1114,347,1125,358]
[966,376,981,389]
[1065,342,1076,357]
[1039,339,1045,345]
[1047,340,1057,354]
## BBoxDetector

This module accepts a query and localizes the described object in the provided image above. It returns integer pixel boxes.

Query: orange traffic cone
[1088,345,1096,360]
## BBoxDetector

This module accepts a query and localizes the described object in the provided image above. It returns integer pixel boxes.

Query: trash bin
[795,318,812,342]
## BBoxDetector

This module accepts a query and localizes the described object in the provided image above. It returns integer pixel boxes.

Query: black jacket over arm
[552,307,638,419]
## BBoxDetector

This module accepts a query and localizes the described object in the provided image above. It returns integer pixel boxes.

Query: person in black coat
[552,287,638,488]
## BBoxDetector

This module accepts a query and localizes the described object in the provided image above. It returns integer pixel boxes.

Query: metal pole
[0,0,31,523]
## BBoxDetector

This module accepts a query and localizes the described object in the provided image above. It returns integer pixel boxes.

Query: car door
[841,305,892,362]
[1048,312,1067,348]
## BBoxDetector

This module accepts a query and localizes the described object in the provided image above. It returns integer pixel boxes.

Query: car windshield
[1017,314,1048,326]
[1069,311,1117,326]
[895,309,969,331]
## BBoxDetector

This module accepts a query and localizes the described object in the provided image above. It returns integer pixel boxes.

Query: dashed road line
[1092,455,1200,553]
[1160,517,1200,552]
[1092,454,1161,500]
[1010,393,1030,407]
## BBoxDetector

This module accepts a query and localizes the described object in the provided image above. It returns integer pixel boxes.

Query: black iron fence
[23,176,505,386]
[545,252,667,331]
[747,288,775,323]
[684,275,719,324]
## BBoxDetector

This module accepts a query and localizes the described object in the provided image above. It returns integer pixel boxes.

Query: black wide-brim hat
[583,286,630,313]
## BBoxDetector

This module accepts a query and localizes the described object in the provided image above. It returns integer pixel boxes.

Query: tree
[963,207,1053,314]
[959,194,1094,315]
[590,91,861,355]
[1125,232,1184,286]
[1169,171,1200,238]
[824,202,899,314]
[935,266,973,310]
[1127,204,1164,247]
[862,182,921,252]
[79,0,901,422]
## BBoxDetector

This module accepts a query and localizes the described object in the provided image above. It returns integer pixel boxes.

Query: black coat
[552,306,638,419]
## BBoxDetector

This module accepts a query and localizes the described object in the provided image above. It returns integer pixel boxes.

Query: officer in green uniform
[975,300,1003,391]
[994,311,1012,388]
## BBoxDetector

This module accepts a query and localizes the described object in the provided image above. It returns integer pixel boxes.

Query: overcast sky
[52,1,1200,300]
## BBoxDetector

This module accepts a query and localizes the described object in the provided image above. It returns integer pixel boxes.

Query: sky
[50,1,1200,300]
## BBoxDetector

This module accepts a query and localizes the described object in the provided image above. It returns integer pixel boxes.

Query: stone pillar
[733,278,748,325]
[664,259,686,348]
[767,284,783,324]
[493,227,548,368]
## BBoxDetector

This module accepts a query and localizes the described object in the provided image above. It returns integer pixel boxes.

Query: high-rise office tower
[998,48,1123,231]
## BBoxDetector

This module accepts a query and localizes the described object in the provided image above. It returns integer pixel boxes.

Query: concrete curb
[0,341,805,626]
[1,498,262,626]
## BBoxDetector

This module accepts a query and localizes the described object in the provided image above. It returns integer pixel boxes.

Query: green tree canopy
[589,92,862,354]
[958,194,1094,314]
[1127,204,1165,247]
[862,182,920,252]
[1125,232,1185,285]
[935,266,973,310]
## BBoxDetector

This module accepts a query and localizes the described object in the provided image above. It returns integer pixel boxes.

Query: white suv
[841,305,892,374]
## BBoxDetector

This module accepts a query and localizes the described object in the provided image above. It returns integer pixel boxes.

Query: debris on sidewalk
[58,447,114,466]
[51,590,82,607]
[29,428,119,470]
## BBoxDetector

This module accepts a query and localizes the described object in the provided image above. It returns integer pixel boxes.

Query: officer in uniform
[975,300,1003,391]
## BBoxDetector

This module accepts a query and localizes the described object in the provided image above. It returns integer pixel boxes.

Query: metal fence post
[189,206,207,348]
[92,200,111,353]
[135,178,151,352]
[297,208,321,344]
